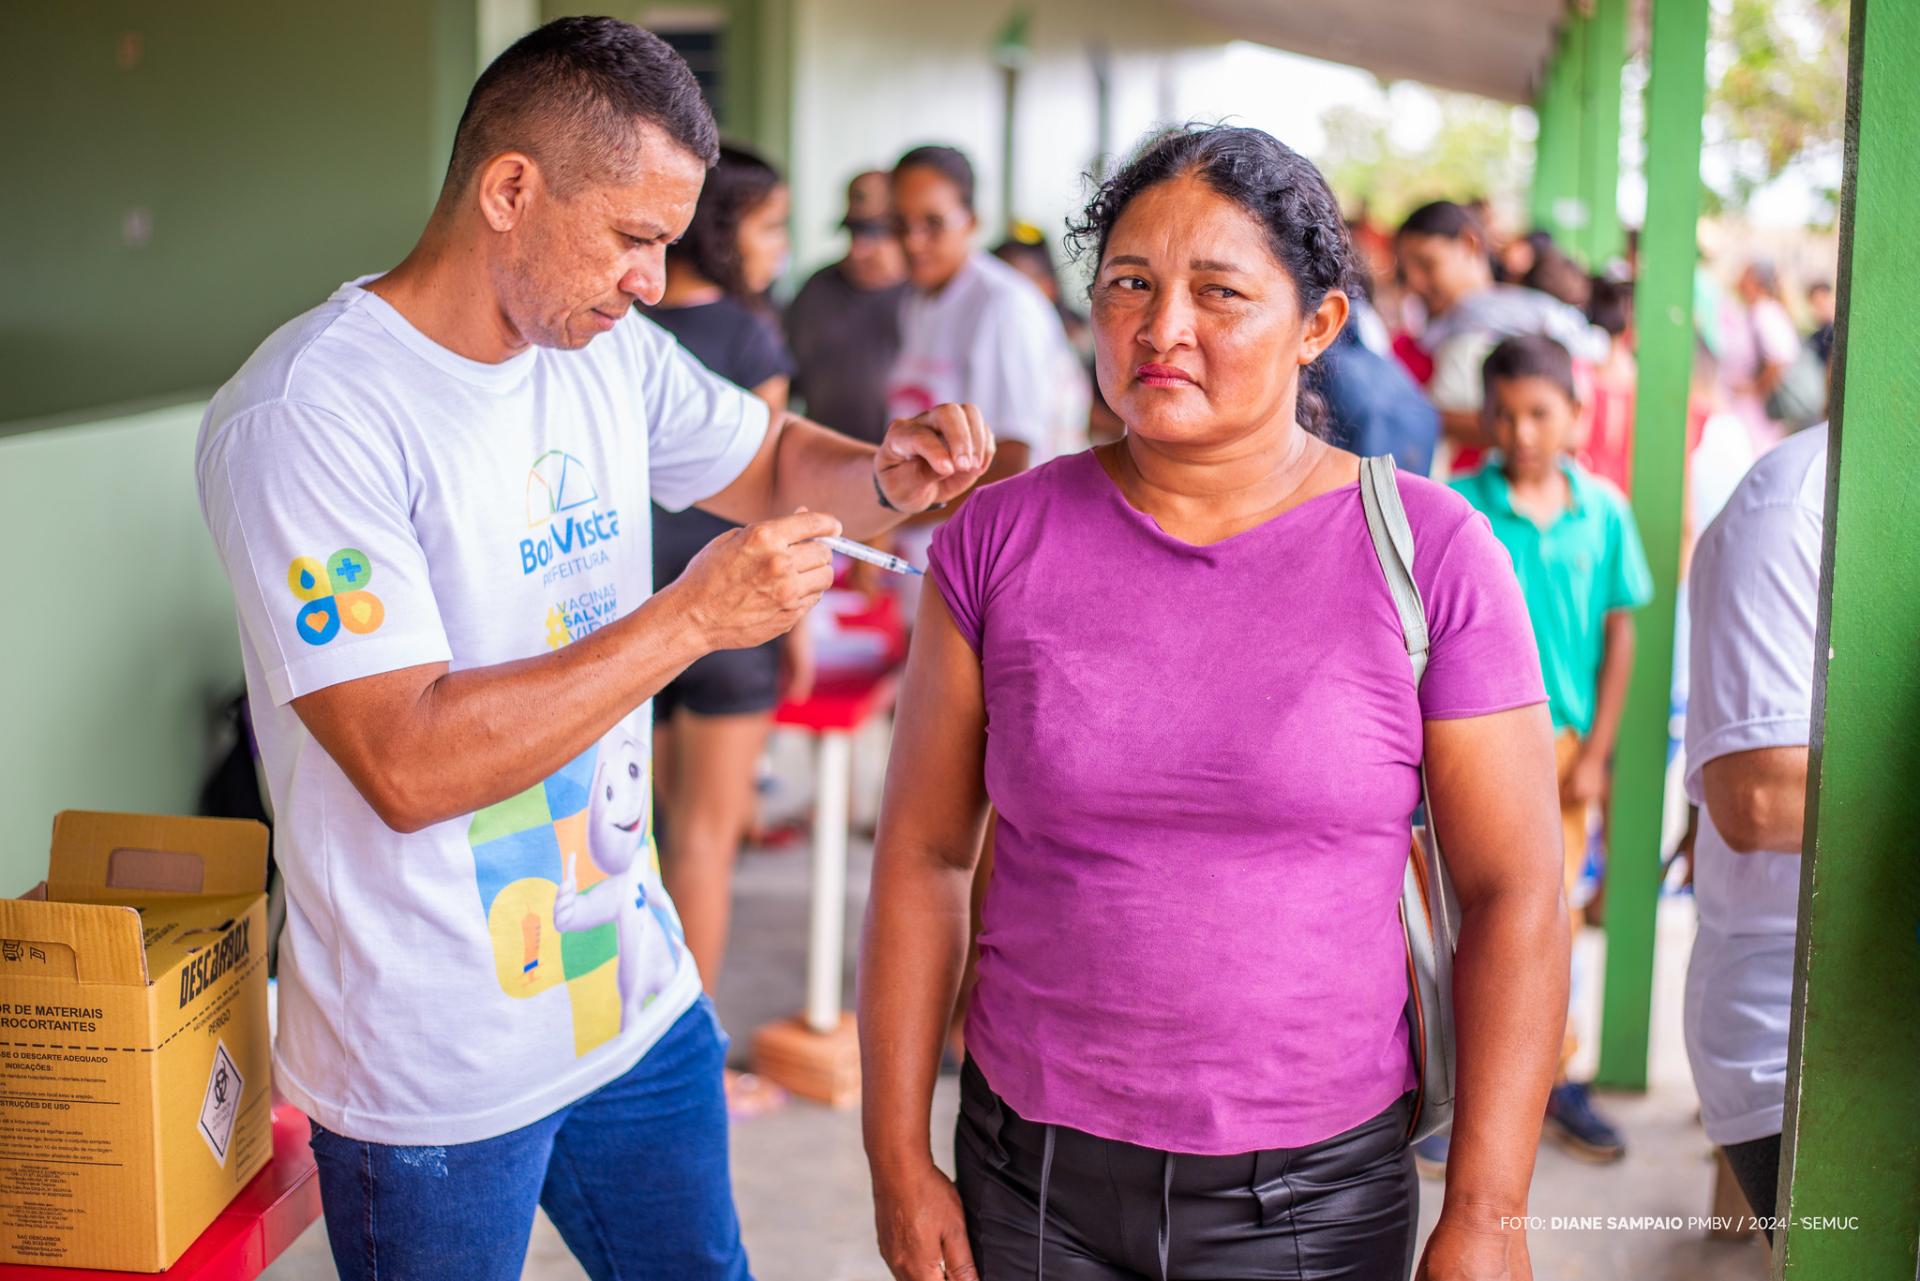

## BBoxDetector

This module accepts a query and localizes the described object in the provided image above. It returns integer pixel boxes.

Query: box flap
[48,811,268,904]
[0,899,148,985]
[142,894,264,983]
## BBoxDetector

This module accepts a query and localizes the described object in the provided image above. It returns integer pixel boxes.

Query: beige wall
[0,401,241,893]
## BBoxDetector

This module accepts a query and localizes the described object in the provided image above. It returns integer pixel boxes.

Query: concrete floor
[263,731,1772,1281]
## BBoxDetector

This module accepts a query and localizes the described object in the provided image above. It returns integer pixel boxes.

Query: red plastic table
[0,1104,320,1281]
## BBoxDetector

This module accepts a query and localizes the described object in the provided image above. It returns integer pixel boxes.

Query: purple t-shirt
[927,449,1545,1154]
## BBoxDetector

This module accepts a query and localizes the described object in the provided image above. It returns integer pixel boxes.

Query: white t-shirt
[196,280,768,1144]
[885,250,1073,465]
[1750,297,1803,368]
[1681,423,1826,1146]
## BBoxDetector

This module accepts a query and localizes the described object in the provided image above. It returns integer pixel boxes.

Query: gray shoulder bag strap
[1359,454,1459,1143]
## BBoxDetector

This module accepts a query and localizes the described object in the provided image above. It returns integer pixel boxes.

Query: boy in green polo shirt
[1452,334,1653,1164]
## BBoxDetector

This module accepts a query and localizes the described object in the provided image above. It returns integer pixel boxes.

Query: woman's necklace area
[1114,433,1329,540]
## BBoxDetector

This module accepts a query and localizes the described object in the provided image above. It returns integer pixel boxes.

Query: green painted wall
[1530,21,1583,243]
[1777,0,1920,1273]
[0,2,483,887]
[538,0,790,159]
[0,402,237,892]
[0,0,478,430]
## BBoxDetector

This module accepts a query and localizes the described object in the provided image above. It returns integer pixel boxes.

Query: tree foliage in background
[1704,0,1847,222]
[1320,0,1848,232]
[1317,89,1529,227]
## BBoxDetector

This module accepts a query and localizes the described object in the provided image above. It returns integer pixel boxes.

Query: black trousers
[1722,1133,1782,1242]
[955,1060,1418,1280]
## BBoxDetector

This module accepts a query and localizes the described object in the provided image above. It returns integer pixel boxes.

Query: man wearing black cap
[784,170,910,444]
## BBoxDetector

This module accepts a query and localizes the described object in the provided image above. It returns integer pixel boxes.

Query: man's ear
[476,152,540,232]
[1298,289,1351,365]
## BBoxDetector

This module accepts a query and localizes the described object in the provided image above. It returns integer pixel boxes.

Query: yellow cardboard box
[0,811,272,1271]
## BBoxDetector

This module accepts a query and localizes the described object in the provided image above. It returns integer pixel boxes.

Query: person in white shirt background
[194,18,993,1281]
[1682,421,1827,1242]
[1728,258,1807,452]
[882,144,1079,618]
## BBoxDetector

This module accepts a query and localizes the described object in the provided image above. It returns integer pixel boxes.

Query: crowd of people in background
[654,129,1835,1233]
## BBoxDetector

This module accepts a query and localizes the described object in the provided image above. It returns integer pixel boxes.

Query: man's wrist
[635,580,711,667]
[873,457,945,515]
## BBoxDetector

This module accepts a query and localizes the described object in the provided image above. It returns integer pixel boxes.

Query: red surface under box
[0,1105,320,1281]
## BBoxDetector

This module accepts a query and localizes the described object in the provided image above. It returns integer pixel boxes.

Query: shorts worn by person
[197,279,765,1276]
[1683,423,1826,1217]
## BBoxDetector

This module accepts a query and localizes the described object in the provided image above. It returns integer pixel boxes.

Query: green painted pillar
[1576,0,1627,268]
[1527,34,1556,232]
[1595,0,1709,1091]
[1530,23,1580,240]
[1776,1,1920,1274]
[738,0,794,169]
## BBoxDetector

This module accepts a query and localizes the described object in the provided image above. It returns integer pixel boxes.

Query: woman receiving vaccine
[859,126,1569,1281]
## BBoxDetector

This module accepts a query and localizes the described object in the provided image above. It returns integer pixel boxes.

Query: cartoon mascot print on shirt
[553,734,684,1031]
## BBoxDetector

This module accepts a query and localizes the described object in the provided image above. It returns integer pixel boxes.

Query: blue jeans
[308,997,751,1280]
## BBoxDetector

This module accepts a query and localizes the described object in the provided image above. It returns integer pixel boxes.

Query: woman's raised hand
[875,402,995,514]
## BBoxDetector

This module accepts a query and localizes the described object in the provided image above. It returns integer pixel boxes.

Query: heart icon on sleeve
[288,551,384,645]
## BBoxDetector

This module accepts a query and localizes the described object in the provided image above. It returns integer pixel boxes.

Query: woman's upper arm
[752,374,791,417]
[874,583,992,869]
[1423,704,1564,910]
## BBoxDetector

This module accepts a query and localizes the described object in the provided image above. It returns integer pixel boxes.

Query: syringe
[816,535,924,576]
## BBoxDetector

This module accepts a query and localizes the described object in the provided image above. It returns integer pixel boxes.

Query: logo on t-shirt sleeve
[287,548,385,645]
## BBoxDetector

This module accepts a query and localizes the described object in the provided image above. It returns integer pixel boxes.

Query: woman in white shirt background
[881,144,1080,612]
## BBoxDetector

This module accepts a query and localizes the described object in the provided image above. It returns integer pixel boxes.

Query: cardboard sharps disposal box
[0,811,272,1271]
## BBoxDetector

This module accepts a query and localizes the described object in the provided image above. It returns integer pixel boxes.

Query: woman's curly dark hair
[667,141,783,300]
[1066,124,1353,438]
